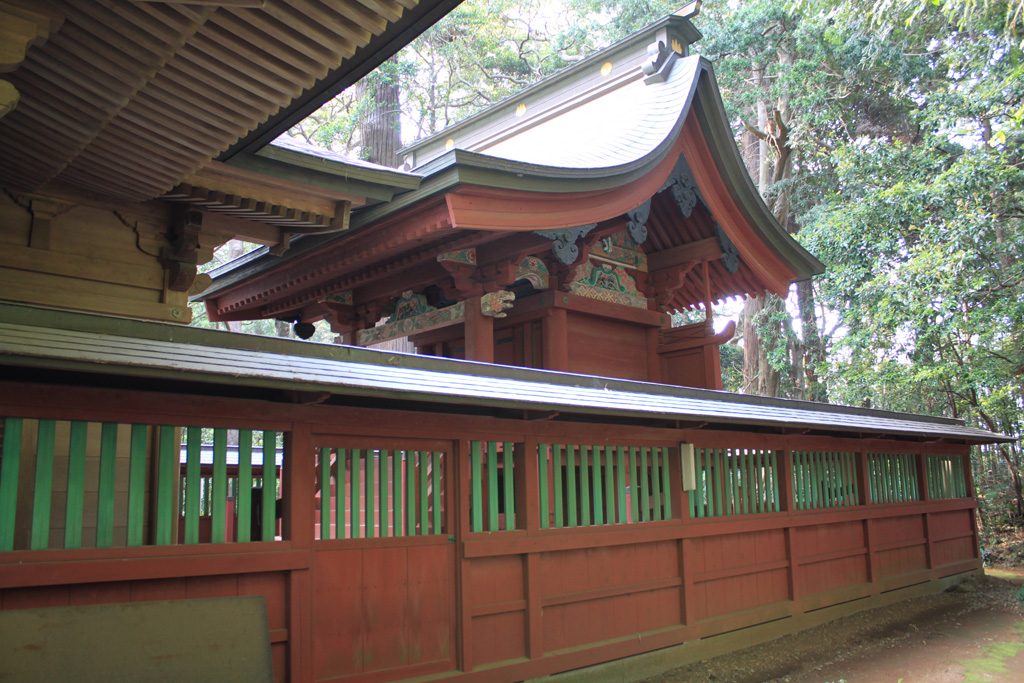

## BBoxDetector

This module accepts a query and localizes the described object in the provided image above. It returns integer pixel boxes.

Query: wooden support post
[284,425,314,683]
[961,448,982,560]
[777,449,793,512]
[464,296,494,363]
[917,453,934,569]
[456,439,474,673]
[679,538,696,626]
[542,307,569,371]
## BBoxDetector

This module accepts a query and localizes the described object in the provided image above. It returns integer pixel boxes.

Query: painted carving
[659,160,700,218]
[514,256,549,290]
[626,199,651,245]
[481,290,516,318]
[641,40,678,85]
[356,301,466,346]
[714,225,741,273]
[593,230,648,272]
[391,290,434,321]
[436,248,477,266]
[535,224,597,265]
[570,262,648,309]
[326,291,353,306]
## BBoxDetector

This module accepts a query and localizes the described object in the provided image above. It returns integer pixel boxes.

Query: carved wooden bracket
[437,248,479,297]
[163,206,203,292]
[27,197,74,250]
[480,290,515,318]
[650,263,698,312]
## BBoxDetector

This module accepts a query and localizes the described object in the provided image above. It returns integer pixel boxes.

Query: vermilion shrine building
[0,3,1010,683]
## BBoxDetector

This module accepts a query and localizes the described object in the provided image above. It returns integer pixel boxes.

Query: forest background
[194,0,1024,563]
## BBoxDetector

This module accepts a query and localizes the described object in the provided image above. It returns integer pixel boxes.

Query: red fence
[0,381,979,682]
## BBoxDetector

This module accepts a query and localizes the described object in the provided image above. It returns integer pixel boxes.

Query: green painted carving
[357,301,466,346]
[436,248,477,266]
[593,230,648,272]
[515,256,549,289]
[570,262,648,309]
[391,290,435,321]
[481,290,516,318]
[326,291,353,305]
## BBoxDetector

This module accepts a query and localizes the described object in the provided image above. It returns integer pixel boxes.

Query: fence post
[284,423,314,683]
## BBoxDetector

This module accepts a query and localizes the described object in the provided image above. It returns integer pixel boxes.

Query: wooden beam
[648,237,723,272]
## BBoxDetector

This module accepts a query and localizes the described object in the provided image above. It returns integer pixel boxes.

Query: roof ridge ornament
[642,40,679,85]
[535,224,598,265]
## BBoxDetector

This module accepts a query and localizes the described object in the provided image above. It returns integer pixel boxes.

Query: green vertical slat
[212,428,228,544]
[236,430,252,543]
[743,450,753,515]
[393,449,402,536]
[553,444,565,529]
[0,417,24,551]
[691,449,702,519]
[64,421,88,549]
[336,449,347,538]
[639,447,650,522]
[406,450,416,535]
[912,455,921,499]
[824,452,833,508]
[616,446,627,524]
[927,457,936,498]
[380,449,389,537]
[715,449,726,517]
[580,446,591,526]
[661,448,672,519]
[538,444,550,530]
[319,447,331,540]
[792,452,801,510]
[96,422,120,548]
[591,446,603,526]
[183,427,201,545]
[30,419,56,550]
[419,450,429,535]
[851,454,859,504]
[602,448,610,524]
[729,450,737,516]
[502,442,515,530]
[487,442,499,531]
[566,445,578,527]
[880,454,888,501]
[261,432,276,541]
[432,451,442,534]
[350,448,361,539]
[810,452,821,509]
[800,451,810,509]
[771,450,780,511]
[153,425,175,546]
[649,447,662,521]
[471,442,482,532]
[756,450,764,513]
[365,450,375,539]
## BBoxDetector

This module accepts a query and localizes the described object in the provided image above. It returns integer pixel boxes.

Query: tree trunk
[356,56,402,167]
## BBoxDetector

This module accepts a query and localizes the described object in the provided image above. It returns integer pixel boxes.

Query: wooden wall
[0,381,982,683]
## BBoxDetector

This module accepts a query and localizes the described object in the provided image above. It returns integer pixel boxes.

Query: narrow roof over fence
[0,303,1009,444]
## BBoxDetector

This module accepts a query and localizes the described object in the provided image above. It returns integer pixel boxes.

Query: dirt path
[642,570,1024,683]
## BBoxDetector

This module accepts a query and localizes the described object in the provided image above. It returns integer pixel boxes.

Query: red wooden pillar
[542,307,568,371]
[455,439,474,672]
[855,450,877,589]
[464,297,494,363]
[961,447,982,560]
[284,424,314,683]
[669,445,691,627]
[778,448,799,609]
[917,451,934,570]
[518,438,544,659]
